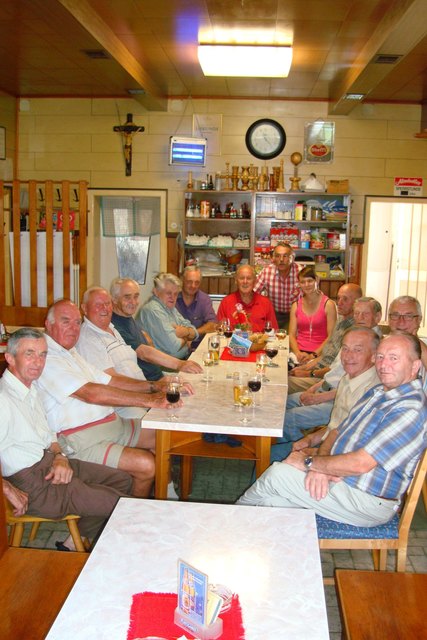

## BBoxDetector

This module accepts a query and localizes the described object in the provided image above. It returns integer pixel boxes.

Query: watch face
[245,118,286,160]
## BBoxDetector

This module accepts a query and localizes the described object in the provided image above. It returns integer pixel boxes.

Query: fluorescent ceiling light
[344,93,365,101]
[198,44,293,78]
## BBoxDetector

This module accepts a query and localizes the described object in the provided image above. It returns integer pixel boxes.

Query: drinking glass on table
[264,320,272,334]
[265,341,279,366]
[208,334,220,364]
[202,351,214,381]
[248,373,262,406]
[276,329,287,349]
[232,372,249,406]
[223,319,233,341]
[238,389,253,424]
[256,353,269,381]
[166,379,181,421]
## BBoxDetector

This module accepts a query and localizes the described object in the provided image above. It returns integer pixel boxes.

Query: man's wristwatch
[304,455,314,471]
[54,452,67,459]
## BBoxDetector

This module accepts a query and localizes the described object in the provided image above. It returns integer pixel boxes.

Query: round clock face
[245,118,286,160]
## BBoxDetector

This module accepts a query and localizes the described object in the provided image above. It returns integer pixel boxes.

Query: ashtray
[208,583,232,613]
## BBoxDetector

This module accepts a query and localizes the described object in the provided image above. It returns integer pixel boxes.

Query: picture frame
[0,127,5,160]
[304,121,335,164]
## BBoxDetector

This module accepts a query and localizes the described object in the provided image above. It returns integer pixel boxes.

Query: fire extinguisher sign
[394,177,423,197]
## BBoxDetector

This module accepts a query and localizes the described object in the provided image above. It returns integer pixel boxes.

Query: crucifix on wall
[113,113,145,176]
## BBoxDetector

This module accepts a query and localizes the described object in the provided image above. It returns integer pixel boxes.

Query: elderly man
[176,266,217,349]
[253,242,300,329]
[278,297,382,444]
[79,285,201,388]
[288,282,362,393]
[0,328,133,550]
[35,299,170,498]
[137,273,198,359]
[110,278,202,380]
[217,264,278,332]
[270,326,381,462]
[237,333,426,527]
[388,295,427,372]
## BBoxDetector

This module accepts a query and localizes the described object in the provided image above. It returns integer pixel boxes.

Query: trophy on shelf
[289,152,302,192]
[276,159,286,192]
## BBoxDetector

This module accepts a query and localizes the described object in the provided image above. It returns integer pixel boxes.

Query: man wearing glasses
[388,296,427,383]
[253,242,300,330]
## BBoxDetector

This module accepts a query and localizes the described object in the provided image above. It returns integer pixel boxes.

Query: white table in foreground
[46,499,329,640]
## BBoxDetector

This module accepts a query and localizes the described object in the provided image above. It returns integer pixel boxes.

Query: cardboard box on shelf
[326,179,349,194]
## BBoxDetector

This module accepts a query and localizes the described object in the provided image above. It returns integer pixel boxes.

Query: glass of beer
[232,372,248,406]
[208,334,220,364]
[202,351,214,381]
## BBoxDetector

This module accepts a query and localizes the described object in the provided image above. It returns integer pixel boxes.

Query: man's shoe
[55,541,71,551]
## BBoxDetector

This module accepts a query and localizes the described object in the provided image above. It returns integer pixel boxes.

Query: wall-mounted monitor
[169,136,207,166]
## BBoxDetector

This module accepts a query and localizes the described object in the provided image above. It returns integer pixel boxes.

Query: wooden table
[46,498,329,640]
[335,569,427,639]
[143,335,289,498]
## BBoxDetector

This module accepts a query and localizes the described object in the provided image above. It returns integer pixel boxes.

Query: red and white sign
[394,177,423,197]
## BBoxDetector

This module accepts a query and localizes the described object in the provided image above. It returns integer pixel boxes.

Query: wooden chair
[0,476,87,640]
[335,569,427,639]
[317,448,427,585]
[5,498,89,551]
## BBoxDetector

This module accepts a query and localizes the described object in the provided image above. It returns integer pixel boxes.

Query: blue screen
[170,138,206,166]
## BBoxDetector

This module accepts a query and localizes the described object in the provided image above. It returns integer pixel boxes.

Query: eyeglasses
[388,313,420,321]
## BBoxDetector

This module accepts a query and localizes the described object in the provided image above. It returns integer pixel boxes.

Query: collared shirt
[331,379,427,500]
[0,369,56,476]
[76,318,146,420]
[318,317,354,367]
[35,334,114,433]
[216,291,278,332]
[253,262,300,313]
[176,290,217,348]
[111,312,164,381]
[137,296,198,359]
[328,365,380,429]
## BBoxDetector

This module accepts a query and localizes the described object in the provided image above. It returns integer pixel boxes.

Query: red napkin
[220,347,260,363]
[127,591,245,639]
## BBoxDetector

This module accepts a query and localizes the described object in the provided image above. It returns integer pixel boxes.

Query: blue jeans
[270,392,334,463]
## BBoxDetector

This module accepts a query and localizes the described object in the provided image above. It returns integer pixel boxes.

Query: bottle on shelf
[208,174,214,190]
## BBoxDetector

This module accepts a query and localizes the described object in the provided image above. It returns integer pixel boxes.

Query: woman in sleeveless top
[288,265,337,364]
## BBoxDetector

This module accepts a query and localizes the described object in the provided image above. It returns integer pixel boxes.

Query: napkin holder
[174,607,223,639]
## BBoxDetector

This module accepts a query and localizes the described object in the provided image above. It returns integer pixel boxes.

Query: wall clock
[245,118,286,160]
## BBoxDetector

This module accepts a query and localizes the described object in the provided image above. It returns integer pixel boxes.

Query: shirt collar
[2,367,38,401]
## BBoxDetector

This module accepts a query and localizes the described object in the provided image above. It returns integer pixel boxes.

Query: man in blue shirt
[237,333,426,527]
[175,267,217,349]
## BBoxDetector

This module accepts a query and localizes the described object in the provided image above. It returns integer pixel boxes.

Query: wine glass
[248,373,262,406]
[265,341,279,367]
[166,380,181,421]
[264,320,272,334]
[256,353,269,381]
[223,319,233,346]
[238,389,253,424]
[217,322,225,338]
[202,351,214,381]
[276,328,287,349]
[208,334,220,364]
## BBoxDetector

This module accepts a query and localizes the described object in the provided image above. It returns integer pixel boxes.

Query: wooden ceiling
[0,0,426,114]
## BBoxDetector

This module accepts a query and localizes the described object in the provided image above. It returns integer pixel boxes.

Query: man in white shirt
[1,328,133,550]
[36,299,172,497]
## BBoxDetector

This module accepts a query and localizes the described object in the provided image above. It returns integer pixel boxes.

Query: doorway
[87,189,167,304]
[362,196,427,335]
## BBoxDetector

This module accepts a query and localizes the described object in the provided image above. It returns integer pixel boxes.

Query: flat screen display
[169,136,207,166]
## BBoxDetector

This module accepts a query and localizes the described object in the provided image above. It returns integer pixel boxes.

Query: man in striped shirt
[253,243,300,330]
[237,333,426,527]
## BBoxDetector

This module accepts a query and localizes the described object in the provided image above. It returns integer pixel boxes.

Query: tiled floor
[11,456,427,639]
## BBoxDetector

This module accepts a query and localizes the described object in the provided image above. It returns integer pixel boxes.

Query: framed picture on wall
[304,121,334,163]
[0,127,5,160]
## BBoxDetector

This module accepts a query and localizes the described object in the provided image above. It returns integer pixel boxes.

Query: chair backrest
[398,448,427,538]
[0,472,9,559]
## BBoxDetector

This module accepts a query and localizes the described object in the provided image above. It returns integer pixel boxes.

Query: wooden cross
[113,113,145,176]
